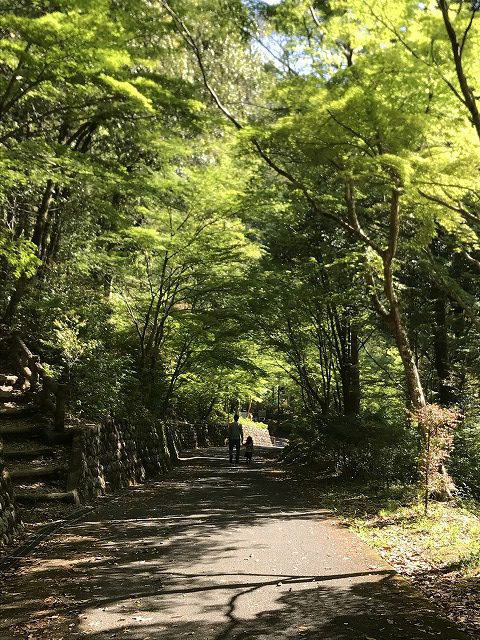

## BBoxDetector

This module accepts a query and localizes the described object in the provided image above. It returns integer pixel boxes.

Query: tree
[0,0,203,320]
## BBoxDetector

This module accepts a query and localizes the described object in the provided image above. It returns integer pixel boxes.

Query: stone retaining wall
[0,418,227,547]
[68,419,226,503]
[68,418,174,502]
[171,422,225,450]
[0,441,21,548]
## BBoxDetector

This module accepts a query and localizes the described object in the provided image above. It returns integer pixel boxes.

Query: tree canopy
[1,0,479,495]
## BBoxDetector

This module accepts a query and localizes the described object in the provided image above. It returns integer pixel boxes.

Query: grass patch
[319,484,480,577]
[240,417,269,430]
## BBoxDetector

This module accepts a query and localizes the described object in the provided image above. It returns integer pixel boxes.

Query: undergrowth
[319,484,480,577]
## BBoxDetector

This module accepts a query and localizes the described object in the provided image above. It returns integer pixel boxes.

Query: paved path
[0,447,473,640]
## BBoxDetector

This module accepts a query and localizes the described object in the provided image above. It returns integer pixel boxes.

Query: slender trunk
[103,274,113,298]
[13,195,31,239]
[0,43,32,119]
[386,307,425,410]
[3,275,28,324]
[331,310,361,415]
[203,396,217,421]
[39,214,53,263]
[383,263,426,411]
[437,0,480,141]
[382,189,426,411]
[344,183,426,411]
[31,180,55,253]
[47,215,62,264]
[159,340,191,414]
[343,186,427,413]
[3,181,55,322]
[433,295,455,405]
[345,322,360,414]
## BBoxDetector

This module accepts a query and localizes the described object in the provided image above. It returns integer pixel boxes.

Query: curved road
[0,447,473,639]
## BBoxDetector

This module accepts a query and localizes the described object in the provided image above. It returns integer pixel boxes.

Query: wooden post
[29,355,40,390]
[54,383,67,432]
[39,381,48,411]
[16,351,27,389]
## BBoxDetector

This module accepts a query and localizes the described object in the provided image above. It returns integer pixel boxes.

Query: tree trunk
[344,321,360,414]
[437,0,480,141]
[386,306,426,410]
[334,312,361,416]
[31,180,55,253]
[3,181,56,323]
[383,190,426,411]
[433,295,456,405]
[3,275,28,324]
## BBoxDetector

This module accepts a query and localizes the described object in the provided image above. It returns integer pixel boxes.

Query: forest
[1,0,479,502]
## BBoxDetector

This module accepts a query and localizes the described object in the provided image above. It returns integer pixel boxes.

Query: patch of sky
[252,32,316,75]
[243,0,282,6]
[246,0,354,78]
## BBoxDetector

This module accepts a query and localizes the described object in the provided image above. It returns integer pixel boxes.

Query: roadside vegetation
[1,0,479,629]
[314,483,480,636]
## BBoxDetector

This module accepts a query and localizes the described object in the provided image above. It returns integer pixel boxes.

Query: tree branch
[161,0,357,238]
[309,5,322,29]
[161,0,242,130]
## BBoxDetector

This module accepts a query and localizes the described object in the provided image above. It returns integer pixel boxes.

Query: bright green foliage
[236,0,480,484]
[105,147,263,412]
[1,0,480,493]
[0,0,269,421]
[0,231,39,277]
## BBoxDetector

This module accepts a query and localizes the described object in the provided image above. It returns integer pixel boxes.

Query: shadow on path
[0,447,473,639]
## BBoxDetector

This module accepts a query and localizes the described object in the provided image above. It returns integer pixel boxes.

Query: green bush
[282,412,421,486]
[449,411,480,499]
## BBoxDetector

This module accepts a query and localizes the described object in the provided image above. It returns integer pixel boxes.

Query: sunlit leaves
[0,232,40,278]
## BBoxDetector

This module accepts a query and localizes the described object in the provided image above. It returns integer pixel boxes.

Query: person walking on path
[228,414,243,463]
[244,435,254,463]
[267,423,276,446]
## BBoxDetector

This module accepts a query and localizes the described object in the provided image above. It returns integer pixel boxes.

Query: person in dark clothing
[228,414,244,463]
[244,436,254,463]
[267,423,276,445]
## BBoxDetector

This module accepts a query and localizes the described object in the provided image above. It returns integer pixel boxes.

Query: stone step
[0,374,18,386]
[0,386,23,403]
[3,445,56,459]
[14,488,79,504]
[0,423,41,437]
[0,384,14,394]
[243,426,274,447]
[9,463,67,480]
[0,404,34,419]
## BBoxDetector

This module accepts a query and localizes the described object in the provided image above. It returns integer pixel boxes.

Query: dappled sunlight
[15,554,114,574]
[0,448,471,640]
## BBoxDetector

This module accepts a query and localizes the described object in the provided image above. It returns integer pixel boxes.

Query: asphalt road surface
[0,447,474,639]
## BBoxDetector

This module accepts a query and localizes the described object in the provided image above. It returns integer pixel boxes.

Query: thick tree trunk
[343,184,427,411]
[381,190,426,411]
[386,308,426,410]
